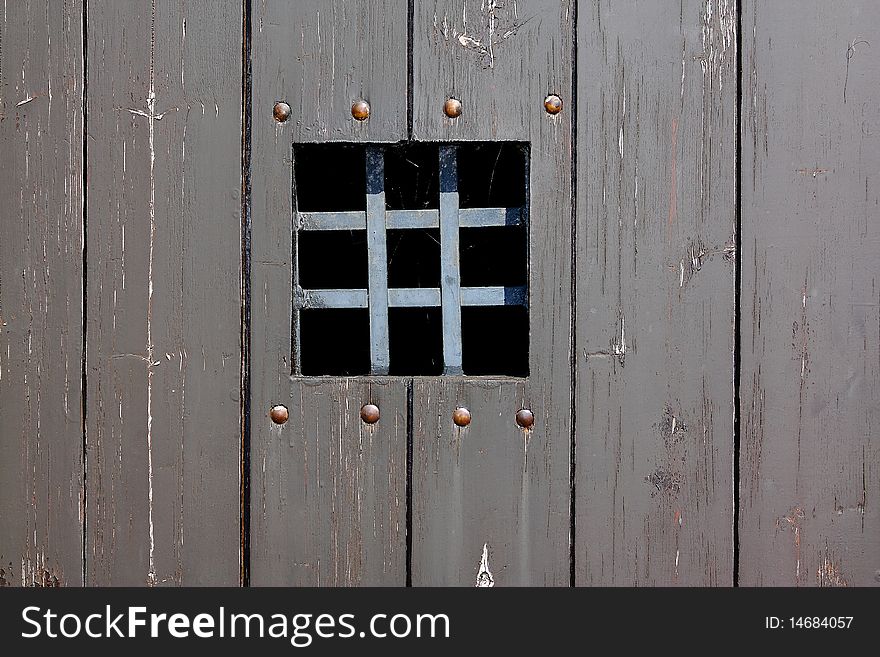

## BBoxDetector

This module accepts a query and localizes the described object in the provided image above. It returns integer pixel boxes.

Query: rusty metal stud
[543,94,563,115]
[351,99,371,121]
[273,101,291,123]
[515,408,535,429]
[269,404,289,425]
[444,97,462,118]
[452,407,471,427]
[360,403,380,424]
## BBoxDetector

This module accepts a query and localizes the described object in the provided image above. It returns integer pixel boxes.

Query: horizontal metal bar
[459,207,524,228]
[462,286,528,306]
[295,286,527,310]
[390,288,441,307]
[297,207,524,231]
[298,211,365,231]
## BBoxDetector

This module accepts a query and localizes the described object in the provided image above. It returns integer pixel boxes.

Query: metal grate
[293,143,528,376]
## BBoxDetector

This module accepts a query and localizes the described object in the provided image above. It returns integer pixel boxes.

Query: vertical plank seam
[569,0,578,588]
[733,0,743,588]
[407,0,414,140]
[406,377,414,586]
[240,0,253,588]
[81,0,89,588]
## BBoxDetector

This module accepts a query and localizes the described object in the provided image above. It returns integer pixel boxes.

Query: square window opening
[291,141,529,377]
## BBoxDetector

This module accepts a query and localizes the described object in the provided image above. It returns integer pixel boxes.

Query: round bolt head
[351,99,371,121]
[515,408,535,429]
[273,101,291,123]
[360,403,380,424]
[269,404,289,425]
[452,407,471,427]
[444,97,462,118]
[543,94,563,115]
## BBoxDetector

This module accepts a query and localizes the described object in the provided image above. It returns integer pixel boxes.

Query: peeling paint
[433,0,529,69]
[475,543,494,587]
[817,549,848,587]
[777,507,805,586]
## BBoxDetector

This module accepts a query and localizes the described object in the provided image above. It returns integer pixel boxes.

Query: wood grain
[411,0,573,585]
[0,0,85,587]
[269,0,408,143]
[250,0,408,585]
[575,0,737,585]
[740,0,880,586]
[254,379,407,585]
[86,0,242,585]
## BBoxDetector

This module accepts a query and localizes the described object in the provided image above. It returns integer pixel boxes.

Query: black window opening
[293,141,529,377]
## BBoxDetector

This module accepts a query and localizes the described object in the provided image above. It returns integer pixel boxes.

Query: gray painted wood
[411,0,572,585]
[740,0,880,587]
[575,0,736,585]
[250,0,408,585]
[86,0,242,585]
[0,0,84,587]
[255,380,407,585]
[414,379,570,585]
[271,0,408,144]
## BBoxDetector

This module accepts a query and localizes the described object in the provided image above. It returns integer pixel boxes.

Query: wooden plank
[411,0,572,585]
[86,0,242,585]
[740,0,880,586]
[414,380,570,585]
[250,0,408,585]
[273,0,408,143]
[254,380,407,585]
[575,1,736,585]
[0,0,84,587]
[412,0,571,142]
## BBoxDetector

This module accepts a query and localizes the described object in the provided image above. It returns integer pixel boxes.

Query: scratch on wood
[843,38,869,104]
[817,547,848,587]
[777,506,805,586]
[667,118,678,229]
[145,0,158,587]
[610,310,627,366]
[432,0,529,69]
[475,543,494,587]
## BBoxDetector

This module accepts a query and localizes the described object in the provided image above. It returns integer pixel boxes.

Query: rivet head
[444,97,462,118]
[452,407,471,427]
[351,99,371,121]
[543,94,563,115]
[360,403,380,424]
[515,408,535,429]
[273,101,291,123]
[269,404,289,425]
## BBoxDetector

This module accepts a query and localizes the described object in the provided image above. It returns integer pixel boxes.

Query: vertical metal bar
[366,146,390,374]
[291,148,302,375]
[439,144,463,374]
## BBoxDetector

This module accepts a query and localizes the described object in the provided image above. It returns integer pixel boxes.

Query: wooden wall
[0,0,876,587]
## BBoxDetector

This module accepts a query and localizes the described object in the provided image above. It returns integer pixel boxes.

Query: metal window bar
[293,144,527,376]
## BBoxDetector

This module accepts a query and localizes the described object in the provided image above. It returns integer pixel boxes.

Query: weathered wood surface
[411,0,573,585]
[86,0,242,585]
[0,0,85,587]
[270,0,408,144]
[1,0,878,589]
[250,0,408,585]
[740,0,880,586]
[255,380,407,585]
[575,0,737,585]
